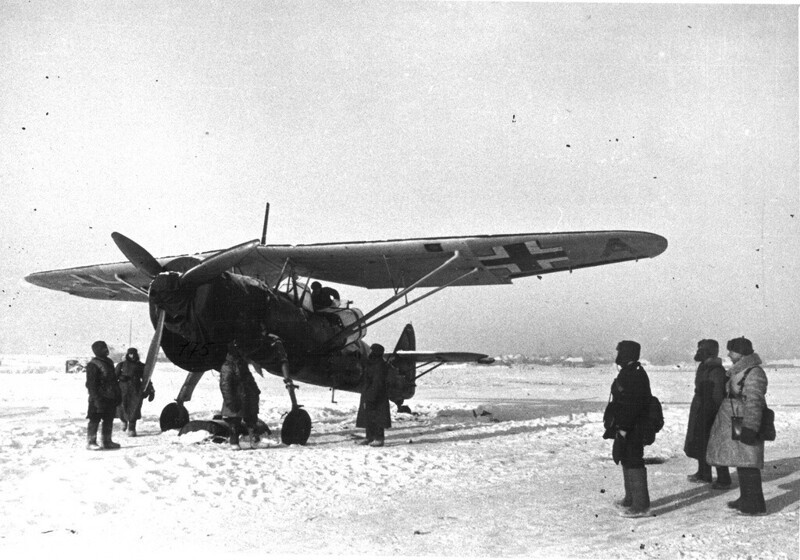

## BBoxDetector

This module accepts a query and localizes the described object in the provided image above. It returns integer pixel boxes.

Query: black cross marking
[480,242,568,273]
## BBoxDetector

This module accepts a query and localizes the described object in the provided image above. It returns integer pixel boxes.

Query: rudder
[388,324,416,402]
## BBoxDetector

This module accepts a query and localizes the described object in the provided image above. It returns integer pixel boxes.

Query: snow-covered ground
[0,357,797,559]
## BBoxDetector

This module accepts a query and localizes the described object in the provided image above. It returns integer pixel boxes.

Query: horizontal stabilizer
[392,350,494,364]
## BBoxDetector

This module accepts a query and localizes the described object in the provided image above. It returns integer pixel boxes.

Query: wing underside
[25,230,667,301]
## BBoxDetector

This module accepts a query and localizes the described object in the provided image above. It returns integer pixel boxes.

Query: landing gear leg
[160,371,204,431]
[274,341,311,445]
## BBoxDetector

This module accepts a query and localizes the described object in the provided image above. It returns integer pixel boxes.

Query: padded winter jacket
[86,356,121,415]
[705,353,767,469]
[609,362,652,437]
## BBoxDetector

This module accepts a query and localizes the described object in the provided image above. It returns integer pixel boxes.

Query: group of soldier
[84,341,154,451]
[605,336,770,518]
[85,334,772,517]
[83,339,392,451]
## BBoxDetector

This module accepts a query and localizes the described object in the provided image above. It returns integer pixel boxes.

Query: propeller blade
[141,308,166,395]
[180,239,260,288]
[111,232,164,278]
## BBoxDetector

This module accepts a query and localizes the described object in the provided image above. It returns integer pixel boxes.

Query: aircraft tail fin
[389,324,416,402]
[393,323,416,353]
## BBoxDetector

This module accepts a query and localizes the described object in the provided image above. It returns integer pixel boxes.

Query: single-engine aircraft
[25,207,667,444]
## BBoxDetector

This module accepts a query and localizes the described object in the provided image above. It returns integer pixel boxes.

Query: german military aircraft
[25,209,667,444]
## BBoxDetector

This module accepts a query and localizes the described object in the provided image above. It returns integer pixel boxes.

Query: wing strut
[321,251,475,348]
[113,274,149,297]
[415,362,445,381]
[360,266,479,330]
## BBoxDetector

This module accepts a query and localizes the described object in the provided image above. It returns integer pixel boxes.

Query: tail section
[388,324,416,403]
[393,323,416,353]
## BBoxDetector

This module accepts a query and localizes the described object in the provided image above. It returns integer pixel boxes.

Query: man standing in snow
[219,344,261,450]
[115,348,155,437]
[85,340,122,451]
[356,344,392,447]
[706,337,769,516]
[683,339,731,487]
[604,340,652,517]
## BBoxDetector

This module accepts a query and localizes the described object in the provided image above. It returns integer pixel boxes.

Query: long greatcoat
[356,358,392,429]
[115,358,148,423]
[86,356,121,416]
[706,353,768,469]
[683,357,726,460]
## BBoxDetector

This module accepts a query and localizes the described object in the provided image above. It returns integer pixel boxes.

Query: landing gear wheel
[160,401,190,431]
[281,408,311,445]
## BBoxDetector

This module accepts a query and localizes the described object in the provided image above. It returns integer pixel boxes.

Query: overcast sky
[1,2,798,362]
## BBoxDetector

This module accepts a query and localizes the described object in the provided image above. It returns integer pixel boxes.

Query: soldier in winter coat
[219,344,261,449]
[115,348,155,437]
[706,337,769,515]
[85,340,122,450]
[356,344,392,447]
[683,339,731,488]
[604,340,652,517]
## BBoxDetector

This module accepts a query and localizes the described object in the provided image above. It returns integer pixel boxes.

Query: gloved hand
[148,390,155,402]
[740,426,759,445]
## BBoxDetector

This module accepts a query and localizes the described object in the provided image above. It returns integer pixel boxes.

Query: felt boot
[687,460,712,483]
[369,426,385,447]
[712,467,732,490]
[615,467,632,508]
[619,468,650,517]
[359,425,374,445]
[127,420,137,437]
[86,421,101,451]
[737,468,766,516]
[101,419,120,450]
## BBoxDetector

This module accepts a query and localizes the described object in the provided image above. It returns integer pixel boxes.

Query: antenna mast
[261,202,270,245]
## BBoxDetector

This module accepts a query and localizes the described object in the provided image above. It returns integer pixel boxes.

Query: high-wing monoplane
[25,208,667,444]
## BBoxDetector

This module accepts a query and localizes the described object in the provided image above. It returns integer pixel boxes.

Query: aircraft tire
[281,408,311,445]
[160,402,190,432]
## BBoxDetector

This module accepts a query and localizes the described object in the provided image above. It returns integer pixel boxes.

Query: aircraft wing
[240,230,667,289]
[25,230,667,301]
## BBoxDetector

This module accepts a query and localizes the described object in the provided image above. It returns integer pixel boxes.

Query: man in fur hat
[706,337,769,515]
[356,344,392,447]
[684,339,731,488]
[115,348,155,437]
[219,344,261,450]
[604,340,652,517]
[85,341,122,450]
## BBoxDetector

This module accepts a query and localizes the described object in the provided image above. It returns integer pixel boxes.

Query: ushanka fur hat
[91,340,107,355]
[696,339,719,357]
[727,337,754,356]
[369,343,385,358]
[615,340,641,364]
